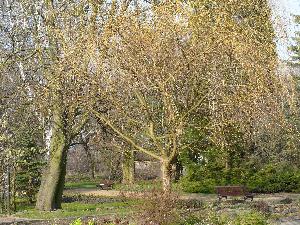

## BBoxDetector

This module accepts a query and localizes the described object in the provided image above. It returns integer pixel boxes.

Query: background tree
[289,15,300,65]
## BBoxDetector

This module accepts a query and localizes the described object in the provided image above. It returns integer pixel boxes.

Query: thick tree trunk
[122,149,134,184]
[36,106,69,211]
[161,160,172,192]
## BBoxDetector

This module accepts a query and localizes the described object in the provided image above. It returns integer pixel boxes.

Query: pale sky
[275,0,300,59]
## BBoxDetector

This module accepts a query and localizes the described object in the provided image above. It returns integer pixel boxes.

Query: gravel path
[277,218,300,225]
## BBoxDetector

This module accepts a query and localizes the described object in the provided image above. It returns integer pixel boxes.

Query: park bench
[216,186,254,201]
[96,180,115,190]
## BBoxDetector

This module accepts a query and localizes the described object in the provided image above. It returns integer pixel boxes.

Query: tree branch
[70,112,89,139]
[89,108,162,161]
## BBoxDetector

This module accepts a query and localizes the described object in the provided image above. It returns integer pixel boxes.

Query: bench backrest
[101,180,114,186]
[216,186,248,196]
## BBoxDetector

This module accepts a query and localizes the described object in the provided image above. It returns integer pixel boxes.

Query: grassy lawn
[114,180,162,192]
[114,180,183,193]
[13,199,139,219]
[65,180,99,189]
[64,177,164,191]
[64,175,99,189]
[64,175,183,193]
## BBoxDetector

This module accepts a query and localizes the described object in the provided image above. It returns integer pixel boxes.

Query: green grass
[114,180,183,193]
[64,178,184,193]
[64,175,184,193]
[13,200,139,219]
[64,178,163,192]
[114,180,162,192]
[65,181,99,189]
[65,179,163,192]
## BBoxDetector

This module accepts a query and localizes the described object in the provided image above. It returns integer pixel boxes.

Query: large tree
[0,0,99,210]
[1,0,142,210]
[89,0,285,192]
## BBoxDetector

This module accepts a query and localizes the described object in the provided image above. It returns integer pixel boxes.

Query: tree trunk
[122,149,134,184]
[7,166,11,214]
[84,145,95,179]
[36,106,69,211]
[174,160,183,182]
[161,160,172,192]
[90,157,95,179]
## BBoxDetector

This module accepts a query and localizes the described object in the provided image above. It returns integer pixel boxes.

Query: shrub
[69,219,95,225]
[278,197,293,204]
[180,162,300,194]
[250,201,271,215]
[178,215,202,225]
[15,147,45,203]
[247,164,300,193]
[177,210,229,225]
[180,178,217,194]
[70,219,83,225]
[135,189,180,225]
[179,199,204,209]
[233,211,269,225]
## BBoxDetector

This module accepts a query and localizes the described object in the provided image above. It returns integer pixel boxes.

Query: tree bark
[161,159,172,192]
[174,160,183,182]
[122,149,134,184]
[89,154,96,179]
[36,106,69,211]
[7,166,11,214]
[84,144,95,179]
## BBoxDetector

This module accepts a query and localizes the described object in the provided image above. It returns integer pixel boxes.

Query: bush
[178,215,202,225]
[135,189,180,225]
[177,210,269,225]
[180,179,217,194]
[233,211,269,225]
[177,209,230,225]
[69,219,95,225]
[179,199,204,209]
[180,162,300,194]
[250,201,271,215]
[15,147,45,203]
[247,164,300,193]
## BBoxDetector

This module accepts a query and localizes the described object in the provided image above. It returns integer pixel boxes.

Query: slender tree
[290,15,300,65]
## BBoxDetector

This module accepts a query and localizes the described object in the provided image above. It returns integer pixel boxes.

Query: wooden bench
[96,180,114,190]
[216,186,254,201]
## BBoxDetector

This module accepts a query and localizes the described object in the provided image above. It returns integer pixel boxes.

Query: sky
[276,0,300,59]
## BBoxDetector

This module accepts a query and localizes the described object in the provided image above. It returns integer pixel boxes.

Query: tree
[89,0,285,192]
[122,147,135,185]
[285,14,300,165]
[289,15,300,65]
[0,0,98,211]
[33,1,141,210]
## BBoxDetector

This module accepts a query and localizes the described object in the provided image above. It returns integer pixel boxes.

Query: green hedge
[247,164,300,193]
[180,164,300,194]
